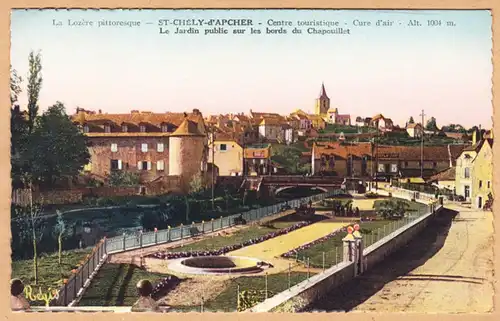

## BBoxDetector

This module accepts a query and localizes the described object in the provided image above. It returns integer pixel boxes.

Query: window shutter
[118,160,122,170]
[147,161,152,170]
[137,161,142,170]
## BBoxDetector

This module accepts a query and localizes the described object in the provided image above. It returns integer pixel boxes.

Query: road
[308,204,494,313]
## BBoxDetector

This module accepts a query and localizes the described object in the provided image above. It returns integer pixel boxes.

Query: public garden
[9,186,322,303]
[77,193,428,312]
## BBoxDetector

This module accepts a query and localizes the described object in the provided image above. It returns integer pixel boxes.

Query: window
[157,143,164,152]
[111,143,118,152]
[390,164,398,173]
[162,124,168,132]
[404,161,408,167]
[433,162,437,168]
[157,160,164,171]
[378,164,385,173]
[220,144,227,151]
[83,125,89,133]
[464,167,470,178]
[137,161,151,171]
[110,159,122,170]
[140,125,146,133]
[141,143,148,153]
[479,180,483,188]
[104,125,111,133]
[122,125,128,132]
[487,181,491,189]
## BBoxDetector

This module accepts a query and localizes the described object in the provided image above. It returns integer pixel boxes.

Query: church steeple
[319,82,329,99]
[315,82,330,116]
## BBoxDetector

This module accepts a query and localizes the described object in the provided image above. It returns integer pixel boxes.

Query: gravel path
[309,204,494,313]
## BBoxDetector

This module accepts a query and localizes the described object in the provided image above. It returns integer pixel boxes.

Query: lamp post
[419,109,426,179]
[210,125,215,210]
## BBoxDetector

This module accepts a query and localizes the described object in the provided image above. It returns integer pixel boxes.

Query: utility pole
[419,109,426,178]
[211,125,215,210]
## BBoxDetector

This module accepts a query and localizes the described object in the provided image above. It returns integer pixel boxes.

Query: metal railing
[54,239,107,306]
[104,189,345,254]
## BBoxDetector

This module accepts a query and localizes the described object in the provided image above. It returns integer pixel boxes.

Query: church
[314,83,351,126]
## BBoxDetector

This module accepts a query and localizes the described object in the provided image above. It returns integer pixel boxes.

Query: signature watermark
[24,285,60,307]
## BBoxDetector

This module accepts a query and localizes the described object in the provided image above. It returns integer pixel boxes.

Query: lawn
[170,272,313,312]
[290,198,430,268]
[292,219,392,268]
[78,263,171,306]
[11,249,91,294]
[169,213,327,253]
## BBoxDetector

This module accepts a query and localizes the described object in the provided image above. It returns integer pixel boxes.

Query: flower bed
[281,226,349,258]
[147,220,313,260]
[151,275,180,300]
[364,192,380,198]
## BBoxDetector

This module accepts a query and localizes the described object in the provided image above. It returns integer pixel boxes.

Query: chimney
[183,112,188,118]
[472,130,477,145]
[192,108,200,115]
[98,109,102,114]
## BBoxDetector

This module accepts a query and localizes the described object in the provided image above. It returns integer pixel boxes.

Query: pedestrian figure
[78,239,83,249]
[10,279,30,312]
[131,279,159,312]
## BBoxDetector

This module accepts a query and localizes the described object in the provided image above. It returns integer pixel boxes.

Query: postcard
[9,8,493,314]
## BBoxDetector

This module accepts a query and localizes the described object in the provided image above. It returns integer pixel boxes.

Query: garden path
[226,218,350,273]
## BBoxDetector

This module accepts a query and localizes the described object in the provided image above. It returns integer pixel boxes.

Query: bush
[365,192,379,198]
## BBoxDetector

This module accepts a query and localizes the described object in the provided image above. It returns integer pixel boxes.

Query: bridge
[260,176,346,196]
[217,175,367,197]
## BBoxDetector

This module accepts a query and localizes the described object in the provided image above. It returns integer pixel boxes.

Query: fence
[104,189,344,254]
[54,239,107,306]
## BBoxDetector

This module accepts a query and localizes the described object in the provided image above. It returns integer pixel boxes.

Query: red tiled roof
[428,167,456,182]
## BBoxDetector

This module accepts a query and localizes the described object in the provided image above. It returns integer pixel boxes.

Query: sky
[10,9,492,128]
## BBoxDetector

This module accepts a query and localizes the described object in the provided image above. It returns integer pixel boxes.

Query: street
[308,204,494,313]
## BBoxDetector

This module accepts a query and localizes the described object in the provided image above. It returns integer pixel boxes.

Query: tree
[27,102,90,187]
[27,50,43,134]
[408,116,415,124]
[15,174,45,284]
[184,172,204,222]
[108,171,140,186]
[53,210,66,267]
[10,67,28,188]
[425,117,438,131]
[373,199,410,220]
[10,65,23,106]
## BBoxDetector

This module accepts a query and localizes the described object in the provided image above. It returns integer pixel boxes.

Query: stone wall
[11,175,184,206]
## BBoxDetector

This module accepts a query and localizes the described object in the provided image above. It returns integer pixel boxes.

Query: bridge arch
[274,185,329,196]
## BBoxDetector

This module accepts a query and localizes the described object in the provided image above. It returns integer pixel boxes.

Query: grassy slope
[78,263,170,306]
[11,249,91,292]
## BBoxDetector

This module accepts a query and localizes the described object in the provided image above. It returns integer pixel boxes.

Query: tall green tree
[28,102,90,187]
[10,67,29,188]
[425,117,438,131]
[27,50,43,134]
[10,65,23,105]
[15,174,45,285]
[408,116,415,124]
[184,172,204,222]
[53,210,67,266]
